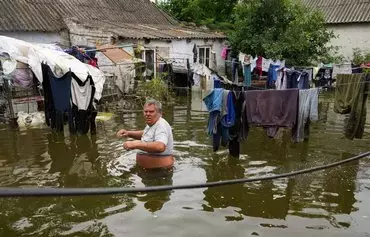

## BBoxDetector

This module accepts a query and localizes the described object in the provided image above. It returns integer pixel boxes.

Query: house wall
[132,38,226,75]
[2,25,227,94]
[0,31,70,47]
[328,23,370,60]
[67,24,137,95]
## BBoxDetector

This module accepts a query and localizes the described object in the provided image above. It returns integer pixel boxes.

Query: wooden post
[3,76,17,128]
[154,47,157,79]
[187,58,191,89]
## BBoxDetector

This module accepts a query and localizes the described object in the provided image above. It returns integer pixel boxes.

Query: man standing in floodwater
[116,99,174,169]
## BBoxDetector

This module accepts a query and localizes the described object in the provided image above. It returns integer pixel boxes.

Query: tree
[159,0,238,30]
[229,0,335,66]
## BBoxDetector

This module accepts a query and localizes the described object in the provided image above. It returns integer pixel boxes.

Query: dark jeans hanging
[232,58,238,83]
[227,91,246,157]
[212,124,230,152]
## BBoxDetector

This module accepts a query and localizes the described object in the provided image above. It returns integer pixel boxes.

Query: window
[144,50,155,72]
[198,46,211,67]
[135,49,155,79]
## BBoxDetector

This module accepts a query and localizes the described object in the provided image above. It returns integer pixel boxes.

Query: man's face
[143,104,161,126]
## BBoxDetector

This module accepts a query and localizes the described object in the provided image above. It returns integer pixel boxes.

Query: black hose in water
[0,151,369,198]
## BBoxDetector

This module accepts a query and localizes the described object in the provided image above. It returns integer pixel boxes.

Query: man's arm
[124,140,166,153]
[127,131,144,140]
[117,129,143,140]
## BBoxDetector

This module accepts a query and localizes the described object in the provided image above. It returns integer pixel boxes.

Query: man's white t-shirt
[140,117,173,156]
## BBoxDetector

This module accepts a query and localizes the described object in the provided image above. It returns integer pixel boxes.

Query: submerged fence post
[3,76,17,127]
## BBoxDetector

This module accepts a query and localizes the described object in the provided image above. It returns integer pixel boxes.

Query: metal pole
[3,76,16,127]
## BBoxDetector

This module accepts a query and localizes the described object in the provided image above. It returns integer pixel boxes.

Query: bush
[352,48,370,65]
[136,77,175,106]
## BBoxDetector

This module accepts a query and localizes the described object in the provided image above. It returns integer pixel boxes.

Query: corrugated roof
[0,0,65,31]
[69,20,226,39]
[0,0,224,39]
[0,0,177,32]
[303,0,370,24]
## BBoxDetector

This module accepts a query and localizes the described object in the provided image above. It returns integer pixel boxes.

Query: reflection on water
[136,168,173,213]
[0,91,369,236]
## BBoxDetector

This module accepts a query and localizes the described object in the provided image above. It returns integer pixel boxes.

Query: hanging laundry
[41,63,55,128]
[334,73,369,139]
[241,89,299,139]
[275,67,287,90]
[71,75,93,111]
[231,58,239,83]
[286,70,299,89]
[71,73,96,135]
[251,56,257,73]
[214,79,222,89]
[297,71,310,89]
[88,58,98,68]
[267,64,280,88]
[45,64,74,132]
[352,65,363,74]
[203,88,236,152]
[256,56,263,77]
[203,88,224,114]
[203,88,223,150]
[65,46,90,62]
[295,67,314,83]
[314,67,332,87]
[262,58,272,72]
[243,63,252,87]
[303,68,313,83]
[238,52,246,65]
[28,46,106,101]
[286,70,309,89]
[213,90,234,149]
[228,91,246,157]
[221,90,235,128]
[293,88,319,142]
[238,54,252,87]
[221,47,228,60]
[80,46,96,59]
[212,74,222,89]
[274,59,285,68]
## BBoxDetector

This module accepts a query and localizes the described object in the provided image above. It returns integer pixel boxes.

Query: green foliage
[158,0,238,30]
[229,0,335,66]
[159,0,335,66]
[316,46,345,64]
[136,76,175,105]
[352,48,370,65]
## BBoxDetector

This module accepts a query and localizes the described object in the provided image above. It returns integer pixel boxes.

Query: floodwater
[0,90,369,237]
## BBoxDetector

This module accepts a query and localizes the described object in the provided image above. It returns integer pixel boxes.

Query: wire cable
[0,151,369,198]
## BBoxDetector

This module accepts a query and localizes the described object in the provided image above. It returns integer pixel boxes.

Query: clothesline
[84,44,135,52]
[331,81,370,86]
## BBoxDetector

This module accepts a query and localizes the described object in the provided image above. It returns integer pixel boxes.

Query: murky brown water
[0,90,369,237]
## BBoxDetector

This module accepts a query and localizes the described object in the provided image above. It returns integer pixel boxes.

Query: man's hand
[117,129,130,138]
[123,140,141,150]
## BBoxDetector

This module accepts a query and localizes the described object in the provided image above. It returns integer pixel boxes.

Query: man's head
[143,99,162,126]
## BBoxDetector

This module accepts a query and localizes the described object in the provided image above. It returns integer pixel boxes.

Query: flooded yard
[0,91,369,237]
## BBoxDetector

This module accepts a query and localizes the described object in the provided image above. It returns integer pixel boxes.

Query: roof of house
[68,19,226,40]
[0,0,225,39]
[303,0,370,24]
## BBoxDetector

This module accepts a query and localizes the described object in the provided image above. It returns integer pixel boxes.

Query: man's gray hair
[144,98,162,113]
